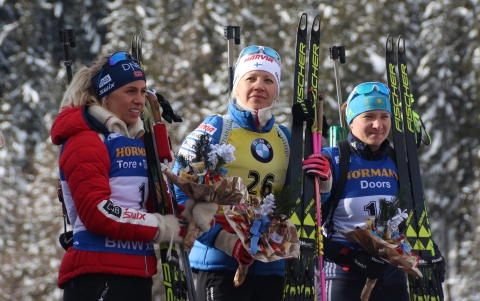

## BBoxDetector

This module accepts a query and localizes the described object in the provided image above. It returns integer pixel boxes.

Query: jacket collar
[347,132,391,161]
[227,102,275,132]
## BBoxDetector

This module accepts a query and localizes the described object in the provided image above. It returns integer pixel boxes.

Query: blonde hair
[59,54,111,112]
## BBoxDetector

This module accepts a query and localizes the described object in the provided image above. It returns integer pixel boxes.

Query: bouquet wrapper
[225,205,301,286]
[339,229,422,301]
[162,166,248,251]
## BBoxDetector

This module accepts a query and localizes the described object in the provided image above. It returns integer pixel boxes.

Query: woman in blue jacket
[309,82,446,300]
[173,46,293,301]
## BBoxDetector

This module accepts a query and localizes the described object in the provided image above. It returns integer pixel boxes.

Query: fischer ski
[285,13,325,301]
[285,13,308,301]
[132,31,196,301]
[385,34,444,301]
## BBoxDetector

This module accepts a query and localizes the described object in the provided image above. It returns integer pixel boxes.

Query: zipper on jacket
[144,256,150,276]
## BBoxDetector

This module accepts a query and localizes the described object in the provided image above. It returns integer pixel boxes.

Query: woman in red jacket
[51,51,216,301]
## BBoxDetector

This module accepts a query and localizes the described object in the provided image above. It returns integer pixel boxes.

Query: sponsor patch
[133,70,144,78]
[107,133,122,140]
[102,200,122,218]
[195,123,217,135]
[251,138,273,163]
[99,74,112,88]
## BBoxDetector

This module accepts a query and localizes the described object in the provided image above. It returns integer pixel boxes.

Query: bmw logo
[251,138,273,163]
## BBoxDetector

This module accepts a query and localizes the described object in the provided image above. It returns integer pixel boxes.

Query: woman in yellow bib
[173,46,290,301]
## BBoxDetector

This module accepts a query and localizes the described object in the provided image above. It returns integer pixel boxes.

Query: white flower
[207,144,236,167]
[387,208,408,234]
[261,193,276,216]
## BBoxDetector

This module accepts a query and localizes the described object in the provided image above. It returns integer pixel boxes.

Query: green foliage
[377,186,409,223]
[270,178,302,221]
[192,134,210,163]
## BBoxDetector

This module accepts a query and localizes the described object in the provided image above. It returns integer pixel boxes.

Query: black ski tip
[311,14,321,36]
[385,34,395,57]
[397,35,406,57]
[131,30,144,67]
[298,13,308,33]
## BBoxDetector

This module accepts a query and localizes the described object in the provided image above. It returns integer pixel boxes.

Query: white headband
[232,53,281,95]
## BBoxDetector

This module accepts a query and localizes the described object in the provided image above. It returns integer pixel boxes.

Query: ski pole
[224,25,241,92]
[309,89,326,301]
[146,91,198,301]
[58,29,76,85]
[57,28,76,250]
[329,45,347,146]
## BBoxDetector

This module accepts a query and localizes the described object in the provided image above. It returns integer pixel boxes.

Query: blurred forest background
[0,0,479,300]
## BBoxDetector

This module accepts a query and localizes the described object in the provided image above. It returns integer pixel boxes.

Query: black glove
[292,99,314,125]
[343,247,388,279]
[291,100,330,138]
[156,92,183,123]
[59,230,73,251]
[432,244,446,283]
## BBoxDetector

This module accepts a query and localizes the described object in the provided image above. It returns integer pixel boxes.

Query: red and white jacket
[51,106,159,287]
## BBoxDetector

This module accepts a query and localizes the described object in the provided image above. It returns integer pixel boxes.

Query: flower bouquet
[224,180,301,287]
[338,190,422,301]
[162,134,248,251]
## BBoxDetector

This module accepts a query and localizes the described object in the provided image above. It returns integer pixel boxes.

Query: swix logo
[124,209,146,220]
[100,82,115,95]
[102,200,122,218]
[299,239,314,249]
[133,70,143,77]
[354,259,366,269]
[121,61,142,71]
[244,54,274,63]
[99,74,112,88]
[196,123,217,135]
[370,256,384,264]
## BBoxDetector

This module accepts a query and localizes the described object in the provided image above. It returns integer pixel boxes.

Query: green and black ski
[385,34,444,301]
[285,12,323,301]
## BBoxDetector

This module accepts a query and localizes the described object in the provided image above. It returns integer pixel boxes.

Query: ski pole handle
[329,46,347,146]
[146,93,174,163]
[317,95,324,150]
[58,29,76,85]
[329,45,346,128]
[224,25,241,92]
[329,126,348,146]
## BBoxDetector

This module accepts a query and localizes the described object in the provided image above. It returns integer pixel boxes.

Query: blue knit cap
[92,51,146,99]
[345,82,391,125]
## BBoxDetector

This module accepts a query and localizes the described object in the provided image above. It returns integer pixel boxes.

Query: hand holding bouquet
[162,134,248,251]
[224,180,301,287]
[339,191,422,301]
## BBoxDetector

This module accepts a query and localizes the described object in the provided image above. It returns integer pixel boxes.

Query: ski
[304,14,323,301]
[285,13,323,301]
[285,13,308,301]
[132,31,195,301]
[385,34,444,301]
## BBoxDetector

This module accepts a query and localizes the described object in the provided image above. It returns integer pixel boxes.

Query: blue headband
[92,53,146,99]
[345,82,392,125]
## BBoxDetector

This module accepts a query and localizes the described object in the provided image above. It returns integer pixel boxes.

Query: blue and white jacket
[173,103,291,276]
[321,132,407,284]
